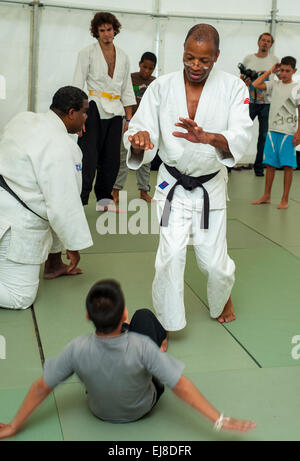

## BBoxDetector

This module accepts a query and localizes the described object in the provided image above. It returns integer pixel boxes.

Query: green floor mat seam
[184,280,262,369]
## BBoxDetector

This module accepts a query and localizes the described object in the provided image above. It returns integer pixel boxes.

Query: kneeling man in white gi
[0,86,93,309]
[124,24,253,334]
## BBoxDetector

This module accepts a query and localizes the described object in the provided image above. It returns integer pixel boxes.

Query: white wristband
[213,413,230,432]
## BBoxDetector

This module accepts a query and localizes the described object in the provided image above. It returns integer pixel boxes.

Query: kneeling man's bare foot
[252,195,271,205]
[217,296,236,323]
[43,253,83,280]
[160,332,169,352]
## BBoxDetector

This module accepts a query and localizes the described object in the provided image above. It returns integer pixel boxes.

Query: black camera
[238,63,259,81]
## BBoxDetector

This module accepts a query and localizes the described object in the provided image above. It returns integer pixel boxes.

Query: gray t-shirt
[265,80,300,135]
[243,54,278,104]
[43,331,184,423]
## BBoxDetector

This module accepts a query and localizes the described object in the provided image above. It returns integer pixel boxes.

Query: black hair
[281,56,297,69]
[184,24,220,52]
[86,280,125,334]
[50,86,88,115]
[140,52,157,66]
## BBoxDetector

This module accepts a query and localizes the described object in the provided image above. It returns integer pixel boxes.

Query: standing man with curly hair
[73,12,136,211]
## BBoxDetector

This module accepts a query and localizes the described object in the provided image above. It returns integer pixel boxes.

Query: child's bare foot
[217,296,236,323]
[252,195,271,205]
[277,201,288,209]
[140,190,153,202]
[160,333,168,352]
[112,188,119,204]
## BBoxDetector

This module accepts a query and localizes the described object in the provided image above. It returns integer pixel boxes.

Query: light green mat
[185,246,300,367]
[53,366,300,441]
[0,388,62,441]
[35,252,256,374]
[0,309,43,389]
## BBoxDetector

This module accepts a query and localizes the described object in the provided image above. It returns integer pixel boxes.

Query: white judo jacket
[73,42,136,119]
[0,110,93,264]
[124,69,253,211]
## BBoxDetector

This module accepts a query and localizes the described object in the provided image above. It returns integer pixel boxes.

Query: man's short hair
[184,24,220,52]
[50,86,88,115]
[90,12,121,38]
[86,280,125,334]
[258,32,274,44]
[140,52,157,66]
[281,56,297,69]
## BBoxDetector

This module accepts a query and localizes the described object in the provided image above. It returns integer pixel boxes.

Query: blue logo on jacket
[76,163,82,172]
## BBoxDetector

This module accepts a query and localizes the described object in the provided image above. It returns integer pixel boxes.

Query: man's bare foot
[112,188,119,204]
[43,253,83,280]
[252,195,271,205]
[160,333,168,352]
[43,264,83,280]
[277,201,288,209]
[140,190,153,203]
[217,296,236,323]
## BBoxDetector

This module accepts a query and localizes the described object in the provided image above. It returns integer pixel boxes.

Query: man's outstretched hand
[128,131,154,152]
[173,118,211,144]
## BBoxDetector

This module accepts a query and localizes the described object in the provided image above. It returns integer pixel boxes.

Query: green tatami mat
[0,388,63,441]
[0,309,43,389]
[35,252,256,373]
[185,246,300,368]
[227,170,300,248]
[53,366,300,441]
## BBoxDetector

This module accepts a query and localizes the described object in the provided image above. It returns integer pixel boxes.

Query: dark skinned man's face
[183,37,220,84]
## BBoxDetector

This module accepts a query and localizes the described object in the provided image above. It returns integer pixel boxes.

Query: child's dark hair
[281,56,297,69]
[86,280,125,334]
[140,52,157,66]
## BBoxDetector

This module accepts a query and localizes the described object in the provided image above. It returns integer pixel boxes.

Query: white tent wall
[0,2,31,126]
[1,0,300,161]
[36,8,157,113]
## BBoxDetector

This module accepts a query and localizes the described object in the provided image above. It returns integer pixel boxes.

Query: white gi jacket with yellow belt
[0,110,93,264]
[124,68,253,212]
[73,42,136,119]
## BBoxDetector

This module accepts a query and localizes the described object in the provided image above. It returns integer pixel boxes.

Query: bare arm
[252,62,280,90]
[172,376,256,432]
[124,106,133,133]
[292,106,300,146]
[0,377,53,439]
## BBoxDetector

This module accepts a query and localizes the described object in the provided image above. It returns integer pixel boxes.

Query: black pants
[78,101,123,204]
[123,309,167,404]
[249,103,270,175]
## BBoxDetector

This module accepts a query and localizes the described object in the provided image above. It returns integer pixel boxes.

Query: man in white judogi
[124,24,253,337]
[0,86,93,309]
[73,12,136,210]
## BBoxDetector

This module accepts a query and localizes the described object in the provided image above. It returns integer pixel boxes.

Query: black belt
[0,174,47,221]
[160,165,219,230]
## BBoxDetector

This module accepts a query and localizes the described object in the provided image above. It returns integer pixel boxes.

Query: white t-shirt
[265,80,300,135]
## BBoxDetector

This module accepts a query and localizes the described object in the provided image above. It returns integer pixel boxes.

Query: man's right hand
[128,131,154,153]
[240,75,251,87]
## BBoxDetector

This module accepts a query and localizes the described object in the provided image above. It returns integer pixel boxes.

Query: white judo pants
[152,202,235,331]
[0,230,40,309]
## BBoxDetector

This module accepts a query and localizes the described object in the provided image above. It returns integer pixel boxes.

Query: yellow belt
[89,90,120,101]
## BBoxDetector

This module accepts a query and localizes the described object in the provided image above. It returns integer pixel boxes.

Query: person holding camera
[241,33,278,176]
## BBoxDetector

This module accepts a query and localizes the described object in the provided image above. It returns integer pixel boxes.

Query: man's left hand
[173,118,211,144]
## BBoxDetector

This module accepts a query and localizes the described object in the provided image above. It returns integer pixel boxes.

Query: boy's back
[43,330,184,423]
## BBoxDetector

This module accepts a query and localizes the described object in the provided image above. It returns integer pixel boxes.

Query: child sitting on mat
[0,279,255,438]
